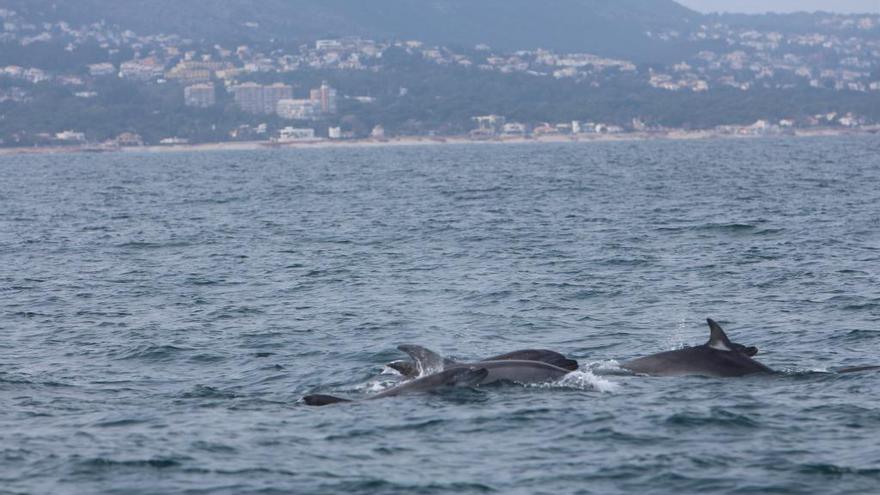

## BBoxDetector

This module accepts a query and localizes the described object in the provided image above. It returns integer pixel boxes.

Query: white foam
[380,365,403,376]
[588,359,623,372]
[779,366,830,374]
[527,369,619,393]
[355,378,399,393]
[560,370,620,393]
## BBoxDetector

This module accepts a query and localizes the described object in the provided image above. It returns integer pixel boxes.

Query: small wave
[115,344,190,361]
[316,479,494,494]
[841,302,880,311]
[179,385,239,399]
[188,353,227,363]
[9,310,46,317]
[664,408,760,428]
[798,463,880,477]
[77,457,183,470]
[0,374,71,388]
[697,222,758,232]
[830,329,880,343]
[92,417,151,428]
[191,441,238,454]
[115,241,192,249]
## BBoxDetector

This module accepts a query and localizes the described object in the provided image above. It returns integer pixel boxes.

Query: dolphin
[303,366,489,406]
[621,318,773,377]
[397,345,573,385]
[304,346,576,406]
[386,348,578,379]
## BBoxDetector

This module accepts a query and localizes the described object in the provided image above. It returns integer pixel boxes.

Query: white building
[502,123,527,137]
[119,58,164,81]
[55,130,85,142]
[88,63,116,77]
[472,115,505,135]
[184,83,216,107]
[277,99,321,120]
[278,127,316,142]
[316,40,343,51]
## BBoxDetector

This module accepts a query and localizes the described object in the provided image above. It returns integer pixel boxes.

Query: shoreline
[0,128,875,157]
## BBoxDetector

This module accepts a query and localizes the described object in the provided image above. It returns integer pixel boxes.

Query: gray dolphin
[303,366,489,406]
[386,348,578,379]
[397,345,573,385]
[304,346,575,406]
[621,319,773,377]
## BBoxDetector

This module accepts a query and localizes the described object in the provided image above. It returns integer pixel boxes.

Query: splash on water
[526,370,620,393]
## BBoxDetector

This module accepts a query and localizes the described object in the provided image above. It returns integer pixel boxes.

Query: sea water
[1,137,879,494]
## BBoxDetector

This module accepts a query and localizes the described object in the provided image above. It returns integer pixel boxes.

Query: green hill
[6,0,699,62]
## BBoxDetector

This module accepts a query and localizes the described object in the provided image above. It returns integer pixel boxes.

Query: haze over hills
[1,0,879,147]
[7,0,700,62]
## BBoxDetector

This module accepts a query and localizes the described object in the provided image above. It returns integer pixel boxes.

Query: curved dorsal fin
[706,318,734,351]
[397,345,446,376]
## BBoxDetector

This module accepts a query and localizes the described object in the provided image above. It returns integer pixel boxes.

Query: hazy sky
[677,0,880,14]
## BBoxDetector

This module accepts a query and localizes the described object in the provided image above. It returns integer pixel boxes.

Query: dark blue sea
[2,137,879,494]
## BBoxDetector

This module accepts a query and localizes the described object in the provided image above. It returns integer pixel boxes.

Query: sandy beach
[0,128,875,157]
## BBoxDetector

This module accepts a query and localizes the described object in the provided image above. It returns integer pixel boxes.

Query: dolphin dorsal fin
[706,318,734,351]
[397,345,446,376]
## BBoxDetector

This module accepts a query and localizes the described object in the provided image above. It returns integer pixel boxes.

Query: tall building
[231,82,265,114]
[230,82,292,114]
[309,81,338,114]
[184,83,216,108]
[262,83,294,114]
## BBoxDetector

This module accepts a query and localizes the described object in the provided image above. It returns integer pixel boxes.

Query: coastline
[0,127,875,157]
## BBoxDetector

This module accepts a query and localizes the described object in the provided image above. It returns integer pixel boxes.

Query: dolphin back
[303,394,352,406]
[485,350,578,371]
[386,348,579,378]
[448,367,490,386]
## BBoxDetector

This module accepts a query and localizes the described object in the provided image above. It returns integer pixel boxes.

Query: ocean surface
[1,136,879,494]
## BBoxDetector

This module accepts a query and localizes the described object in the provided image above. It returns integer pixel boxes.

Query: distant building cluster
[470,115,627,139]
[1,5,880,148]
[119,58,164,81]
[275,82,338,120]
[166,60,232,84]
